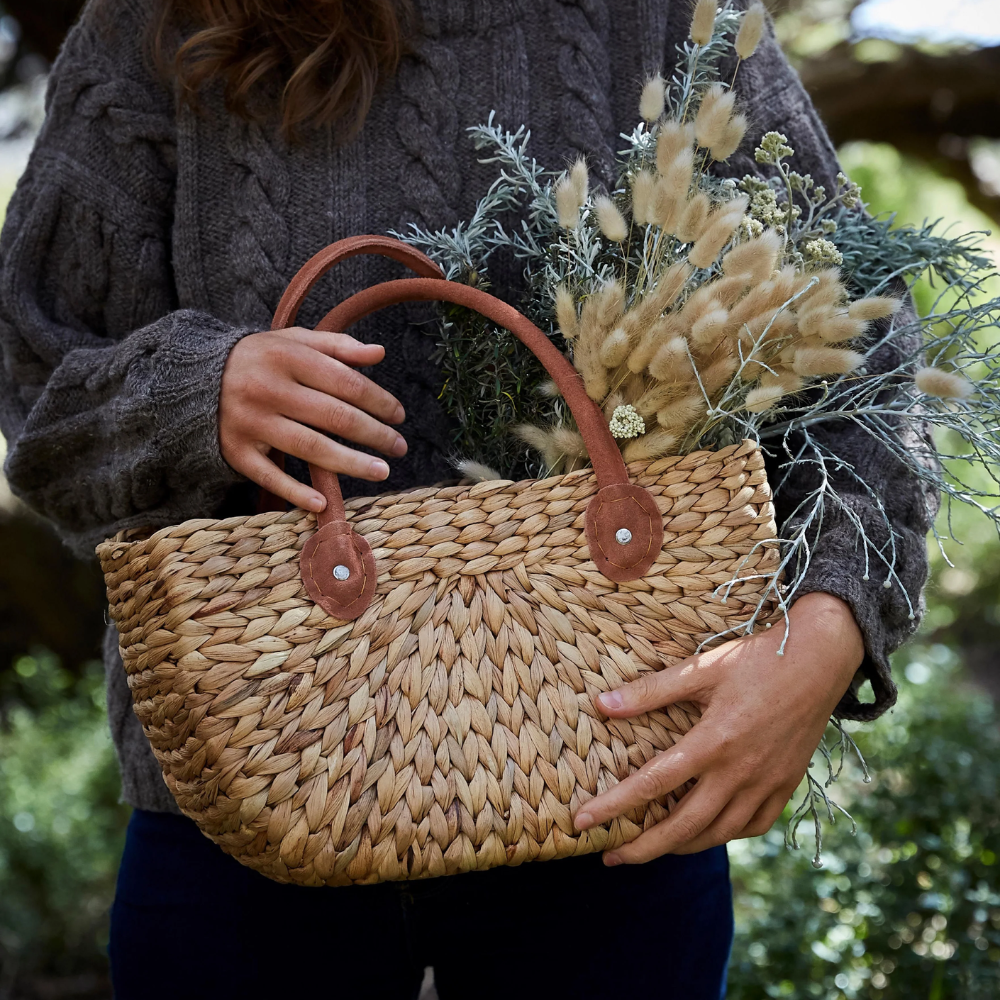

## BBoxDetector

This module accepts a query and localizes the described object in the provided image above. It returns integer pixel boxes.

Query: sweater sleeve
[720,8,938,721]
[0,0,251,560]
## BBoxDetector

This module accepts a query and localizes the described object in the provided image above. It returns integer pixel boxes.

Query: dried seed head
[710,113,748,162]
[635,381,685,416]
[539,379,561,397]
[735,1,766,59]
[654,149,695,229]
[599,327,632,368]
[761,369,804,395]
[623,427,683,463]
[677,192,712,243]
[816,314,868,344]
[555,176,581,229]
[592,281,627,329]
[690,0,717,45]
[594,195,629,242]
[914,366,974,399]
[631,169,657,225]
[554,285,579,340]
[689,307,730,351]
[656,394,707,430]
[570,158,590,204]
[639,75,667,123]
[629,316,684,374]
[621,263,693,349]
[702,273,753,309]
[656,121,695,175]
[694,84,736,152]
[744,383,785,413]
[721,229,782,285]
[799,268,848,309]
[701,355,738,396]
[848,297,903,322]
[551,426,589,457]
[688,197,748,268]
[457,460,504,483]
[740,308,796,349]
[797,304,833,340]
[649,336,693,381]
[515,423,553,454]
[792,346,864,377]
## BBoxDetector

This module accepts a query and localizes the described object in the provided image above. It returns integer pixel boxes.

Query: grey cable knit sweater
[0,0,933,815]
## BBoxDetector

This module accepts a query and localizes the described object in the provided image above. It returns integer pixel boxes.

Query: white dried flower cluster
[836,172,863,209]
[609,404,646,439]
[754,131,795,166]
[803,238,844,266]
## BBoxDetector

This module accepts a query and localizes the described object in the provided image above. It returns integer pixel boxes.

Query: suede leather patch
[300,521,377,621]
[585,484,664,583]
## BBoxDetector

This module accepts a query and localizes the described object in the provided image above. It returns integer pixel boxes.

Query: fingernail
[370,459,390,480]
[306,495,325,512]
[392,405,405,423]
[598,691,623,712]
[391,435,408,457]
[575,811,594,831]
[604,853,623,867]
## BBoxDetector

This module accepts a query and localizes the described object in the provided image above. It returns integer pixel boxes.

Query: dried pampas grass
[639,75,666,123]
[690,0,717,46]
[914,366,973,399]
[735,2,766,60]
[792,346,864,377]
[595,196,629,241]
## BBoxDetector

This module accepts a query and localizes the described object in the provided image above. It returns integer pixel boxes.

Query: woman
[0,0,930,996]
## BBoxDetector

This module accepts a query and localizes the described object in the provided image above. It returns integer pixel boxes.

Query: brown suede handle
[268,236,663,619]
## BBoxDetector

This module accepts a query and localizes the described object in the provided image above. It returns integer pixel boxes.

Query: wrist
[787,591,866,691]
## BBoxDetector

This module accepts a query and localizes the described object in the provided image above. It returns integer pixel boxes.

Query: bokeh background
[1,0,998,997]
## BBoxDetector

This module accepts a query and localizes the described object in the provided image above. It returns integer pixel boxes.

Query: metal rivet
[333,564,351,581]
[615,528,632,546]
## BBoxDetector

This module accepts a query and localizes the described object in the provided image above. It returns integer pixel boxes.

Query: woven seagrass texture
[99,441,780,886]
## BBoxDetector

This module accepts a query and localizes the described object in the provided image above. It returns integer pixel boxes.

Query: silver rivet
[333,564,351,581]
[615,528,632,546]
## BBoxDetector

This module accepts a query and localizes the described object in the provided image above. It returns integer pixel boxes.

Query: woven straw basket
[98,237,781,886]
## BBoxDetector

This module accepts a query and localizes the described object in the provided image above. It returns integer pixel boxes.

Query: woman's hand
[219,328,407,512]
[573,591,864,864]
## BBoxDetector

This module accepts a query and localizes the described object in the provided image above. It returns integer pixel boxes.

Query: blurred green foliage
[729,645,1000,999]
[0,652,128,992]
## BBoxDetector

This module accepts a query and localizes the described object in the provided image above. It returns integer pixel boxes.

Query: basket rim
[96,439,766,555]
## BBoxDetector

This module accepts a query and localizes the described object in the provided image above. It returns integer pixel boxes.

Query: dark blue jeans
[109,809,733,999]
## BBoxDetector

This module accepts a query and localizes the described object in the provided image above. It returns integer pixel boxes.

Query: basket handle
[270,236,663,619]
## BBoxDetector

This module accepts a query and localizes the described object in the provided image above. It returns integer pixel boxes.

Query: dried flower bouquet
[399,0,1000,623]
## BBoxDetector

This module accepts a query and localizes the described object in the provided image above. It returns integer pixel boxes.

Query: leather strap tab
[300,521,377,622]
[584,484,663,582]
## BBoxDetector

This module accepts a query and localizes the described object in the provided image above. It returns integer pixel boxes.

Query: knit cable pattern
[227,118,292,324]
[549,0,616,185]
[395,40,463,231]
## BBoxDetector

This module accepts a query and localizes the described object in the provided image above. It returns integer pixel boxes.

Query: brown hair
[154,0,413,138]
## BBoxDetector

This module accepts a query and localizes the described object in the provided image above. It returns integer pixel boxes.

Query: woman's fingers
[602,777,732,865]
[286,337,405,425]
[234,447,327,512]
[268,416,392,482]
[595,650,718,717]
[574,724,719,831]
[283,385,407,458]
[669,790,772,856]
[279,328,389,371]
